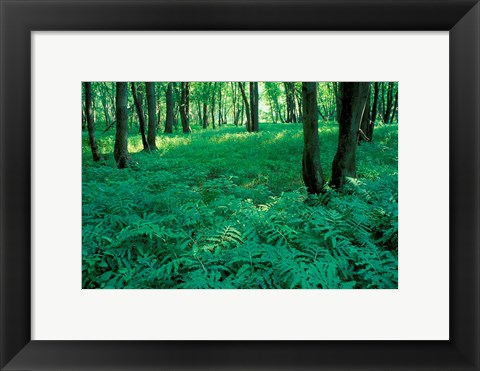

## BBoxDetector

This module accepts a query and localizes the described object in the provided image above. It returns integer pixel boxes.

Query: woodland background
[82,82,398,289]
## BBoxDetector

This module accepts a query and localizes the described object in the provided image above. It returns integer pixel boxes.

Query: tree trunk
[131,82,149,150]
[218,85,223,127]
[165,82,174,133]
[384,82,394,124]
[284,82,297,123]
[359,84,371,143]
[231,82,239,126]
[180,82,191,133]
[249,82,259,132]
[238,82,251,132]
[330,82,370,189]
[114,82,130,169]
[145,82,157,150]
[84,82,101,161]
[295,85,303,123]
[99,83,111,129]
[210,82,216,129]
[302,82,324,194]
[390,87,398,123]
[368,82,379,140]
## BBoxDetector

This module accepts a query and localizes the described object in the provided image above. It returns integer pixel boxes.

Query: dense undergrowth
[82,122,398,289]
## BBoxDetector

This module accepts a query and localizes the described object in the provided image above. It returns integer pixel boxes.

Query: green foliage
[83,123,398,289]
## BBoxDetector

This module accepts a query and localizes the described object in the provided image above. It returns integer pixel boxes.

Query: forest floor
[82,122,398,289]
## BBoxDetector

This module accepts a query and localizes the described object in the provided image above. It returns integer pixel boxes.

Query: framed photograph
[1,0,479,370]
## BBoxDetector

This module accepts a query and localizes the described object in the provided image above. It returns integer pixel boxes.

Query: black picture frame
[1,0,479,370]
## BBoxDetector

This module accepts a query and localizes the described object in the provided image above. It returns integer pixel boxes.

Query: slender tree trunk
[384,82,394,124]
[238,82,251,132]
[368,82,379,140]
[114,82,130,169]
[165,82,174,133]
[145,82,157,150]
[84,82,101,161]
[330,82,370,189]
[359,85,371,143]
[239,99,245,126]
[284,82,297,123]
[390,87,398,123]
[82,110,87,131]
[231,82,239,126]
[218,85,223,127]
[202,102,208,129]
[99,83,111,128]
[180,82,191,133]
[295,86,303,123]
[335,83,342,123]
[131,82,149,150]
[302,82,324,194]
[210,82,216,129]
[249,82,259,132]
[274,97,284,123]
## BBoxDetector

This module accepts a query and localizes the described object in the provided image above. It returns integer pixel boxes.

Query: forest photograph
[82,81,398,289]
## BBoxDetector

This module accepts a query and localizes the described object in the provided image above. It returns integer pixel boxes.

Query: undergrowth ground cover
[82,123,398,289]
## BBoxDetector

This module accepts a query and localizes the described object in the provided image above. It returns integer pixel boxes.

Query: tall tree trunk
[295,85,303,123]
[302,82,324,194]
[165,82,174,133]
[180,82,191,133]
[231,82,239,126]
[284,82,297,123]
[368,82,379,140]
[359,85,371,143]
[84,82,101,161]
[335,83,342,123]
[210,82,216,129]
[274,96,284,123]
[131,82,149,150]
[145,82,157,150]
[202,102,208,129]
[239,99,245,126]
[99,83,111,129]
[114,82,130,169]
[249,82,259,132]
[384,82,394,124]
[238,82,251,132]
[390,87,398,123]
[218,85,223,127]
[330,82,370,189]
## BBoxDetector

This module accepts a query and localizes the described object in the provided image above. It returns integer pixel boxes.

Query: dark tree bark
[180,82,191,133]
[210,82,216,129]
[335,83,342,123]
[239,99,245,126]
[218,84,223,127]
[231,82,239,126]
[359,84,371,143]
[238,82,251,132]
[249,82,259,132]
[368,82,379,140]
[383,82,394,124]
[390,87,398,123]
[131,82,149,150]
[114,82,130,169]
[99,83,111,128]
[330,82,370,189]
[284,82,297,123]
[84,82,101,161]
[145,82,157,150]
[302,82,324,194]
[202,102,208,129]
[165,82,174,133]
